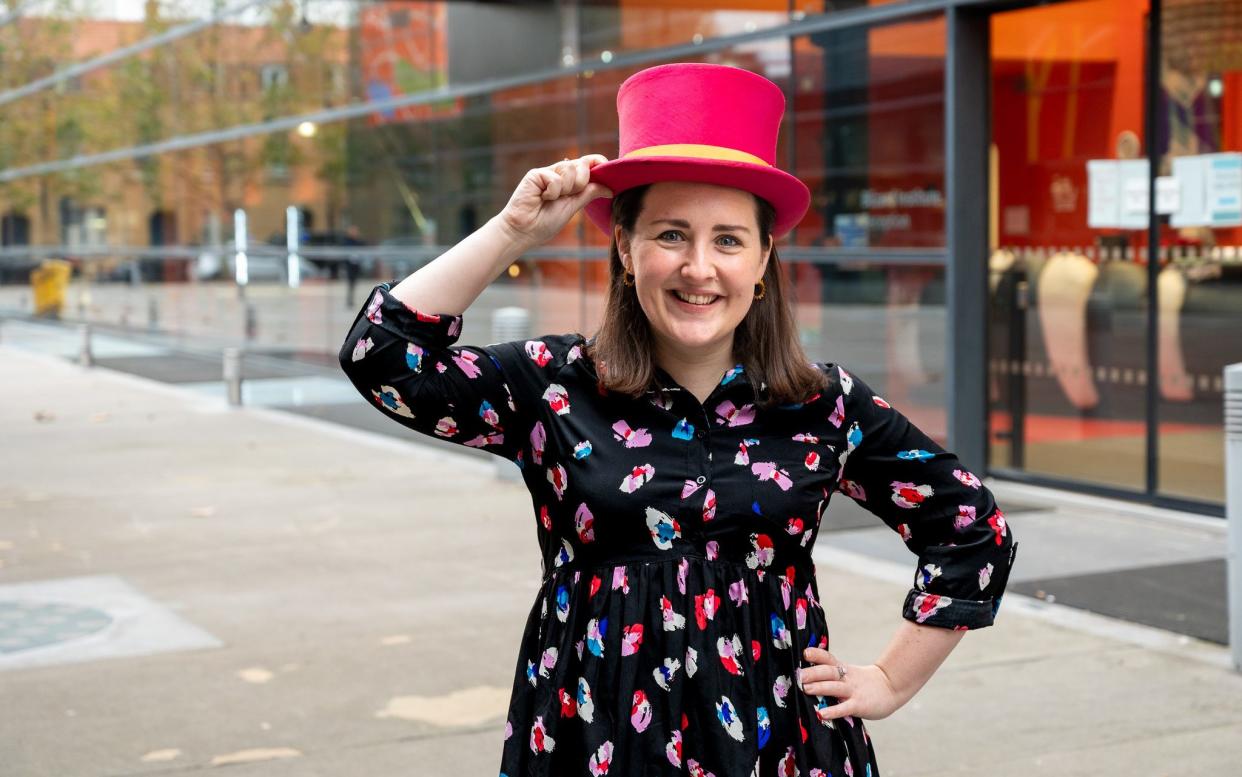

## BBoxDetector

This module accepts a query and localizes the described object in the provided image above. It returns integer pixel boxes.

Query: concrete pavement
[2,344,1241,776]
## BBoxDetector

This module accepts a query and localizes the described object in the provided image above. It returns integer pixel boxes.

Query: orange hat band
[622,144,771,167]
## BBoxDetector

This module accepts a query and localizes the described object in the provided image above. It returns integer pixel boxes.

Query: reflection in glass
[796,261,947,441]
[987,0,1152,493]
[1154,0,1242,504]
[578,0,791,61]
[791,17,946,249]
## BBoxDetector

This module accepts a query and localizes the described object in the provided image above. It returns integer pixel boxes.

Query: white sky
[26,0,354,26]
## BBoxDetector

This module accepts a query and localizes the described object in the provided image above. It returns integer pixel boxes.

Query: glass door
[985,0,1241,511]
[987,0,1153,494]
[1152,0,1242,505]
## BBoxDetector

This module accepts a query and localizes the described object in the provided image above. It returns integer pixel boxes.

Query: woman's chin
[654,322,729,352]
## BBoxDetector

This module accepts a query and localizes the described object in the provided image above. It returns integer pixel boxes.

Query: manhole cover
[0,600,114,654]
[0,576,221,671]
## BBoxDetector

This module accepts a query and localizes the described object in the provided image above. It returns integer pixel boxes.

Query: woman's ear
[614,224,632,270]
[759,234,773,279]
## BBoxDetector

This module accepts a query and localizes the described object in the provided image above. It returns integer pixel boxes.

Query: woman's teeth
[673,290,719,306]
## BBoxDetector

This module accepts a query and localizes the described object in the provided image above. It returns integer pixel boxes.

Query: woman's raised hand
[498,155,613,248]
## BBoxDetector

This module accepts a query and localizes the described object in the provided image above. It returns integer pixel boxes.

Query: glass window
[987,0,1152,493]
[579,0,793,61]
[791,17,946,248]
[795,259,947,441]
[1154,0,1242,504]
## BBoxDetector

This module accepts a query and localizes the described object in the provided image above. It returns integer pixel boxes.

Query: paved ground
[2,336,1242,775]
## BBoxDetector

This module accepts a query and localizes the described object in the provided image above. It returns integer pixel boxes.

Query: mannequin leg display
[987,249,1018,402]
[1036,252,1100,411]
[1157,264,1194,402]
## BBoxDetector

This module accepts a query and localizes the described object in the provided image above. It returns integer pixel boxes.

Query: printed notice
[1088,159,1150,228]
[1118,160,1150,229]
[1206,153,1242,227]
[1087,160,1121,228]
[1171,155,1208,227]
[1155,176,1180,215]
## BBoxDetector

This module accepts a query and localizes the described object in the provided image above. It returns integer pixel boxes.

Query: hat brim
[585,157,811,240]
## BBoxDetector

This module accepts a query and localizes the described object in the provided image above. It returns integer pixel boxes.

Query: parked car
[265,230,371,279]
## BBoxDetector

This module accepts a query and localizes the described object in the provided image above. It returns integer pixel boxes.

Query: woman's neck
[654,338,735,405]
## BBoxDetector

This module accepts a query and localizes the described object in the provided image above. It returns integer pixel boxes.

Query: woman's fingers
[818,698,857,721]
[798,663,841,685]
[526,154,611,216]
[541,166,562,199]
[558,163,579,197]
[802,678,848,697]
[540,157,590,201]
[570,159,591,194]
[799,663,849,695]
[800,648,850,697]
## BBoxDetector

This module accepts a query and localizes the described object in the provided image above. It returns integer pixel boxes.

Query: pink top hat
[586,63,811,239]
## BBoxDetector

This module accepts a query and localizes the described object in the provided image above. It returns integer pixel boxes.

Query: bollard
[234,208,249,296]
[223,348,243,406]
[492,307,531,481]
[1226,363,1242,672]
[286,205,301,289]
[78,323,93,368]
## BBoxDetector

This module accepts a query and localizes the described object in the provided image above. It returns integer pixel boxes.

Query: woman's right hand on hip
[498,155,613,248]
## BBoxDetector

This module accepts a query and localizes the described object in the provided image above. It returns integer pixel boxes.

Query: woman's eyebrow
[651,218,752,233]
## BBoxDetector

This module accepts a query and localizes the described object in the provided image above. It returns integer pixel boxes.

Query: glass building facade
[0,0,1238,513]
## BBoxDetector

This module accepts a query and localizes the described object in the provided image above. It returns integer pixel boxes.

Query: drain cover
[0,575,220,671]
[0,600,114,653]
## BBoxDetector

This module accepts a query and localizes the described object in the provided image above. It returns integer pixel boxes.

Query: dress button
[696,475,706,484]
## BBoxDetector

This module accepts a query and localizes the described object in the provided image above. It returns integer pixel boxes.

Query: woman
[339,63,1017,777]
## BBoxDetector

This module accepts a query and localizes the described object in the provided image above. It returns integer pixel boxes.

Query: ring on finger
[837,664,848,681]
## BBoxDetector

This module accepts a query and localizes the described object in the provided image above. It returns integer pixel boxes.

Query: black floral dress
[339,283,1018,777]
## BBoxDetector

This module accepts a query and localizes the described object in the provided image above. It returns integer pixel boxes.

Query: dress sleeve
[338,283,565,465]
[830,364,1019,630]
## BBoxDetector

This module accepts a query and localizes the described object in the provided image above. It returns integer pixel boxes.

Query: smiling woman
[588,180,824,405]
[338,62,1017,777]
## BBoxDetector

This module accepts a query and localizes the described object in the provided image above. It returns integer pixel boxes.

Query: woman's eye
[654,231,740,246]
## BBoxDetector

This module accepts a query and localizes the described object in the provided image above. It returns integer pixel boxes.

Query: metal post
[491,307,530,481]
[78,323,93,367]
[1225,362,1242,672]
[944,6,991,472]
[223,348,243,406]
[147,296,159,332]
[233,208,249,298]
[286,205,301,289]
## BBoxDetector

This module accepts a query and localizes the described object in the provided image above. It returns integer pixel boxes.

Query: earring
[623,270,635,287]
[754,279,766,300]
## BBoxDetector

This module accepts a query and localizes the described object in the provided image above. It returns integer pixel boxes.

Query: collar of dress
[578,336,766,401]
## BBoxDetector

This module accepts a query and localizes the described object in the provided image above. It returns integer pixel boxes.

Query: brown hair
[584,184,827,408]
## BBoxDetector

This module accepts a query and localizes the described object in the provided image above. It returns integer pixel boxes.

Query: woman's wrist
[488,212,540,261]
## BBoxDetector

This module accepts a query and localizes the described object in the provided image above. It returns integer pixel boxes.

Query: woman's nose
[681,242,716,279]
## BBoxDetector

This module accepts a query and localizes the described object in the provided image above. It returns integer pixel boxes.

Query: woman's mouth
[670,290,721,307]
